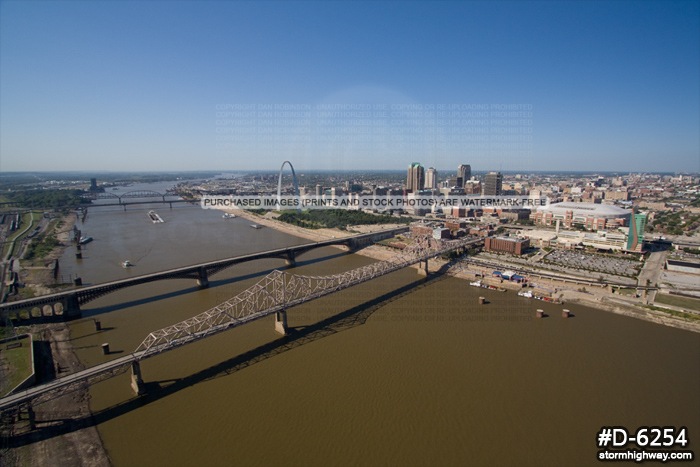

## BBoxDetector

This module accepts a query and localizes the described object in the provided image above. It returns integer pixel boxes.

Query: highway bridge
[0,235,481,413]
[1,226,410,322]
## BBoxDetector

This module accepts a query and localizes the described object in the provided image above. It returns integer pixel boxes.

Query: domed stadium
[534,202,631,229]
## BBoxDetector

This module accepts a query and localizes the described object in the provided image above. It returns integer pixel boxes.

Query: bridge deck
[0,226,410,312]
[0,235,479,412]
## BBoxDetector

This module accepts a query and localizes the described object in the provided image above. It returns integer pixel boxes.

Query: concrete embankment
[3,324,110,467]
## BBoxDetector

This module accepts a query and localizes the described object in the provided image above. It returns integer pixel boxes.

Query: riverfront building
[484,236,530,255]
[665,259,700,275]
[626,212,647,252]
[522,228,638,252]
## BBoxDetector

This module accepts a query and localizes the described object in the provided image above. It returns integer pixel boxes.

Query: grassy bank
[0,334,33,397]
[277,209,411,230]
[2,211,35,259]
[654,293,700,312]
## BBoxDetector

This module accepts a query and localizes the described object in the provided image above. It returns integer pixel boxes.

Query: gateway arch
[277,160,300,211]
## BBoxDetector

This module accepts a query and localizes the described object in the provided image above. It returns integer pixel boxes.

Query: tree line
[5,189,90,209]
[277,209,410,230]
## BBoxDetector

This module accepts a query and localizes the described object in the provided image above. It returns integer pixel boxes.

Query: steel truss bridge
[0,235,481,413]
[88,190,175,203]
[82,190,192,209]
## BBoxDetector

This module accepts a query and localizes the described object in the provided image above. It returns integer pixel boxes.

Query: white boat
[148,210,164,223]
[250,224,262,229]
[122,260,133,268]
[79,236,93,245]
[517,290,533,298]
[469,280,482,287]
[222,212,236,219]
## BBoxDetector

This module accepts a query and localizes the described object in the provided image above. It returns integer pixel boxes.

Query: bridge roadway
[86,198,193,209]
[0,226,410,320]
[0,236,482,412]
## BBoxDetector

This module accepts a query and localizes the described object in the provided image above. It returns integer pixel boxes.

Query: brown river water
[57,201,699,467]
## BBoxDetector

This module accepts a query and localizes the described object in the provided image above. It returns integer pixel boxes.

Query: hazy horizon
[1,168,697,178]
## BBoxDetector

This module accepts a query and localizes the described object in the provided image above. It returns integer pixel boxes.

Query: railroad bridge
[1,227,410,322]
[89,190,172,203]
[82,190,191,210]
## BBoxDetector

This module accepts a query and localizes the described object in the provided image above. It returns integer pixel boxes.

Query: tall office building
[457,164,471,187]
[626,210,647,252]
[483,171,503,196]
[425,167,438,189]
[406,162,425,192]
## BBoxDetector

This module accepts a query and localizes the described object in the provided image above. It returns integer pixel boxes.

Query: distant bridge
[1,227,411,322]
[89,190,174,203]
[83,190,191,210]
[0,234,480,413]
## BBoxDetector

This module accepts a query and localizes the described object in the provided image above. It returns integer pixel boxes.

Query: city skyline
[1,1,699,173]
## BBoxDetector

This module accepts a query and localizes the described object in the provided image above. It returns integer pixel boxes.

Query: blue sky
[1,0,698,173]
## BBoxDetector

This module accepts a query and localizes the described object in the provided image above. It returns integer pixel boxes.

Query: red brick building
[484,236,530,255]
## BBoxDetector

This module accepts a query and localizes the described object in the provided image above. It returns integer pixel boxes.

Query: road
[638,250,668,303]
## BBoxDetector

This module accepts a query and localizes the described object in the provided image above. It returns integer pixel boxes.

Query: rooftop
[538,202,631,217]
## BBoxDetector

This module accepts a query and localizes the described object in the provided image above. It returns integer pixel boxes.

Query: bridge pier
[417,259,429,276]
[347,237,369,253]
[15,403,37,430]
[64,293,81,319]
[274,310,288,335]
[197,267,209,288]
[130,361,145,395]
[285,251,296,267]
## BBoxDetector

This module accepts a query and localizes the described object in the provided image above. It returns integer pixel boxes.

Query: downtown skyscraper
[425,167,438,189]
[406,162,425,192]
[457,164,471,187]
[483,171,503,195]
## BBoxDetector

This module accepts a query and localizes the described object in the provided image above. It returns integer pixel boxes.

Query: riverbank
[13,212,77,299]
[6,323,110,467]
[446,255,700,333]
[229,208,408,243]
[4,212,111,467]
[232,209,700,334]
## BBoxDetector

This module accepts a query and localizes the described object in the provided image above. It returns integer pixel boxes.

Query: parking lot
[543,249,642,277]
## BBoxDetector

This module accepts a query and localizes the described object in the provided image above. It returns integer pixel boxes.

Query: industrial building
[665,259,700,275]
